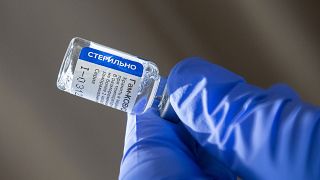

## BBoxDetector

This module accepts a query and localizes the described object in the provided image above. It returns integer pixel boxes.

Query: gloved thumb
[167,57,245,177]
[167,57,320,180]
[167,57,245,134]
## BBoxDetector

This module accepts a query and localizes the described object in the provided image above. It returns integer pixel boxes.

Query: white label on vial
[71,47,144,112]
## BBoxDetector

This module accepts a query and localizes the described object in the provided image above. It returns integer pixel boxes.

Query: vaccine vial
[57,37,162,114]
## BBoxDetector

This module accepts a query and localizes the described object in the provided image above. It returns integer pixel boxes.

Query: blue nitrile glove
[119,108,236,179]
[120,57,320,180]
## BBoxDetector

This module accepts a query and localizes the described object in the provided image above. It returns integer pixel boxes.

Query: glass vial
[57,37,161,114]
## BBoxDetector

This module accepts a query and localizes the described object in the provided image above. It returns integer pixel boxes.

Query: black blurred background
[0,1,319,179]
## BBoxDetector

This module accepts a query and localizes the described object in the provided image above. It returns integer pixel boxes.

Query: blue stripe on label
[79,47,144,77]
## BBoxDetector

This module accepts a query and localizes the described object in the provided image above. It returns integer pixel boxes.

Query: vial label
[71,46,143,112]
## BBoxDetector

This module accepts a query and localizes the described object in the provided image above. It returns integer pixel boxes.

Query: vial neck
[154,77,179,123]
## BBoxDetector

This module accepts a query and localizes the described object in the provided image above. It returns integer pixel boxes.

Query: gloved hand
[119,108,235,179]
[120,57,320,180]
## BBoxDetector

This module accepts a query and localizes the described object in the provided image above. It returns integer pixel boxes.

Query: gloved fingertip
[167,57,245,115]
[125,108,159,139]
[167,57,245,95]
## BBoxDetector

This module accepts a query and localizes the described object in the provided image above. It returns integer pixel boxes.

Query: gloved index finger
[120,108,207,179]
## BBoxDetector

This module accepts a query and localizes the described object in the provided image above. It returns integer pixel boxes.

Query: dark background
[0,1,319,179]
